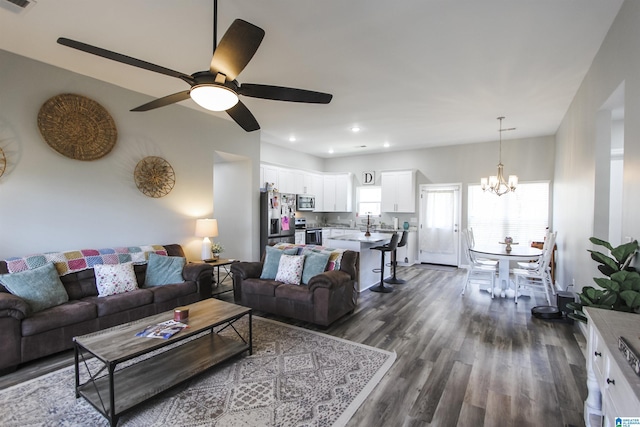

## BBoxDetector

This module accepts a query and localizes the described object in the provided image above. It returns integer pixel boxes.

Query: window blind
[467,182,550,246]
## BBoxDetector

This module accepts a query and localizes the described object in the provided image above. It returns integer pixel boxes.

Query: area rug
[0,317,395,426]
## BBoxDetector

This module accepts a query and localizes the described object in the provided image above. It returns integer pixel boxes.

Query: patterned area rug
[0,317,395,426]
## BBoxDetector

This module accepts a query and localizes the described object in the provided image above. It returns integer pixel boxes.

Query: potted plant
[567,237,640,323]
[211,242,224,260]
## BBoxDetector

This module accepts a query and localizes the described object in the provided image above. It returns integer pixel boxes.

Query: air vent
[1,0,37,14]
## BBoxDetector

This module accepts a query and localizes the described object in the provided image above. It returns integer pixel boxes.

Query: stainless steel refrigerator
[260,191,296,254]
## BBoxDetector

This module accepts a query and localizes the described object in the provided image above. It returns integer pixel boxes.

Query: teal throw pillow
[260,246,299,280]
[0,262,69,313]
[145,252,186,287]
[302,251,331,285]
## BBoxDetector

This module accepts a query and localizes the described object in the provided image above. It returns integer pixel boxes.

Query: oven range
[294,218,323,245]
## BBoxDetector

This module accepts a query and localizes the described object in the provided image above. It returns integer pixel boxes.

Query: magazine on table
[136,320,188,339]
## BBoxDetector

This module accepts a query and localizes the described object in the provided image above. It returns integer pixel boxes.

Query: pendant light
[481,116,518,196]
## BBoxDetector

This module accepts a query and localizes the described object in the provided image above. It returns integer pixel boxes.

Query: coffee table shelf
[74,299,252,426]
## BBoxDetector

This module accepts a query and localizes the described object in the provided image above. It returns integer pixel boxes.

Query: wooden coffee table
[73,298,252,426]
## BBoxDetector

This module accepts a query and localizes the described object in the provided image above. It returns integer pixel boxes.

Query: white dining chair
[516,231,557,294]
[512,232,556,305]
[461,229,497,297]
[467,227,498,267]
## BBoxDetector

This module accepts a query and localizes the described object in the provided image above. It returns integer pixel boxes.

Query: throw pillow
[0,262,69,313]
[260,246,299,280]
[275,254,305,285]
[301,251,331,285]
[94,262,138,297]
[144,252,185,287]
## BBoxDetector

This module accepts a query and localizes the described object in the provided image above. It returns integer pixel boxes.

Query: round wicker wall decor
[134,156,175,198]
[0,147,6,178]
[37,93,117,160]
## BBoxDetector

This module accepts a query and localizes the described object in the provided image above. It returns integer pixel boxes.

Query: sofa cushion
[274,283,313,303]
[275,254,305,285]
[147,281,197,303]
[301,251,331,285]
[260,246,299,280]
[21,300,97,336]
[0,262,69,313]
[82,288,154,317]
[94,262,138,297]
[144,252,185,286]
[243,278,281,297]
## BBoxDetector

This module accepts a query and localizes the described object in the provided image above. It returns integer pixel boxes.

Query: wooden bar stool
[370,233,400,293]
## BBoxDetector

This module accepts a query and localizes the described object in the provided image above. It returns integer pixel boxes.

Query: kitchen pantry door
[419,184,461,266]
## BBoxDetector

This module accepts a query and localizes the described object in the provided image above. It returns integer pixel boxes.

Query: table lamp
[195,219,218,260]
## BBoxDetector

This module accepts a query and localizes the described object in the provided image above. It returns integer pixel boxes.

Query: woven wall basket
[37,94,117,160]
[134,156,176,198]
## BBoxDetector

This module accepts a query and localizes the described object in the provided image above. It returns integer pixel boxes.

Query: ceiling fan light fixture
[190,84,239,111]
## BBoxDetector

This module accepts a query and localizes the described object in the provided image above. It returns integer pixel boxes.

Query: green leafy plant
[567,237,640,323]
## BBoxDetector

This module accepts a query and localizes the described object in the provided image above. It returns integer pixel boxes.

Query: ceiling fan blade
[226,100,260,132]
[238,84,333,104]
[57,37,195,84]
[210,19,265,81]
[131,91,191,112]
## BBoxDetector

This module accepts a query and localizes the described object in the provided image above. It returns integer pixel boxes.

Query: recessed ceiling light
[351,126,360,133]
[289,136,296,142]
[328,148,334,154]
[383,142,390,148]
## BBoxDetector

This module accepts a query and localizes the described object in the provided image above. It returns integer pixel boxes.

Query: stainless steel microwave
[296,194,315,211]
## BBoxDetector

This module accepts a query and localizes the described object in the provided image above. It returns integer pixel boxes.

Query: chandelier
[481,116,518,196]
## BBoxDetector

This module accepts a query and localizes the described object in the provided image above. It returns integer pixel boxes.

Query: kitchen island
[327,232,392,292]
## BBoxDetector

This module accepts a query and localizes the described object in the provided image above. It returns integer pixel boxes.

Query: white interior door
[419,184,461,266]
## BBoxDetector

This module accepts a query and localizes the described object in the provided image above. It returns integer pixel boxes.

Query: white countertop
[327,232,392,243]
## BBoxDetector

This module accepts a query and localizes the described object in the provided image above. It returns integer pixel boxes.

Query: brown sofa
[231,246,358,327]
[0,244,213,374]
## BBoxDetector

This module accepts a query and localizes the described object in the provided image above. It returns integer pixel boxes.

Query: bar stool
[370,233,400,293]
[384,231,408,284]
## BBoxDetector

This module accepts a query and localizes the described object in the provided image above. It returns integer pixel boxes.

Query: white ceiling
[0,0,624,158]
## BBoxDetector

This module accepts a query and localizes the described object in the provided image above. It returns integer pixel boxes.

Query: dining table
[469,243,543,298]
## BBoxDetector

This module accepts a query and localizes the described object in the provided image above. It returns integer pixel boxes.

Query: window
[356,186,381,216]
[467,182,550,245]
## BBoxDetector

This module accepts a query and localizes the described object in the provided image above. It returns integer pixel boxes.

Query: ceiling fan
[56,0,332,132]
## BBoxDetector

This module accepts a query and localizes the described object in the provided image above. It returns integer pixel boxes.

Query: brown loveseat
[230,244,358,327]
[0,244,213,374]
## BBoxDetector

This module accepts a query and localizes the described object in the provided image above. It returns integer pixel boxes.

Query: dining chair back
[513,231,557,304]
[461,229,497,297]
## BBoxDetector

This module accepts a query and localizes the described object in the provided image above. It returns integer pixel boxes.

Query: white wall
[0,50,261,261]
[261,141,324,172]
[554,0,640,292]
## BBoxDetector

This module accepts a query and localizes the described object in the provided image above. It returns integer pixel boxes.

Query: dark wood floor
[0,265,587,427]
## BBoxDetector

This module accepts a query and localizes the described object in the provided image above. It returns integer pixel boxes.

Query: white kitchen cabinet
[321,228,331,246]
[381,170,415,213]
[278,169,295,194]
[262,164,279,190]
[583,308,640,427]
[322,173,352,212]
[311,174,323,211]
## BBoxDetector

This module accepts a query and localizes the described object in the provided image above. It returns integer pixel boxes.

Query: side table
[202,258,239,297]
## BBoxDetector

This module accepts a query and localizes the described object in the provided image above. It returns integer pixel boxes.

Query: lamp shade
[195,219,218,238]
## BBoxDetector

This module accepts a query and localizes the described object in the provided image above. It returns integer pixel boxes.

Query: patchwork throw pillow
[275,254,305,285]
[144,252,185,287]
[301,251,331,285]
[94,262,138,297]
[260,246,299,280]
[0,262,69,313]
